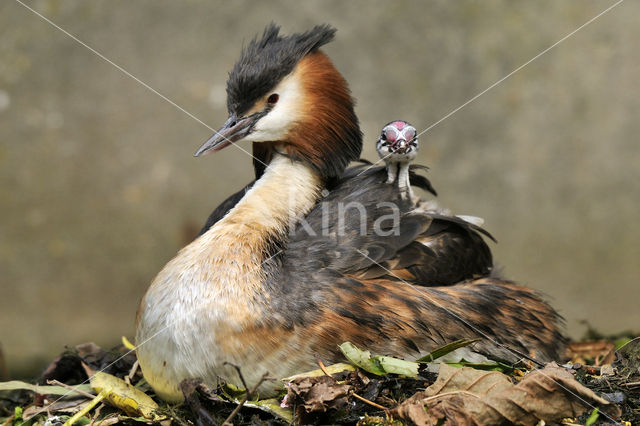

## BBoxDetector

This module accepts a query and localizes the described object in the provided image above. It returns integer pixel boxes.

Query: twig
[180,379,216,426]
[223,362,249,390]
[63,391,106,426]
[624,381,640,387]
[316,356,332,377]
[89,403,104,426]
[350,391,389,412]
[222,370,272,426]
[46,380,95,399]
[125,360,139,384]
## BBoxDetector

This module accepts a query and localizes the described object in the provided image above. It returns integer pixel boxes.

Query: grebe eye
[267,93,279,104]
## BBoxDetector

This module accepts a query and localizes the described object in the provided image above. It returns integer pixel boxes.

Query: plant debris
[90,371,161,420]
[286,375,351,421]
[339,342,421,377]
[1,335,638,425]
[391,363,620,425]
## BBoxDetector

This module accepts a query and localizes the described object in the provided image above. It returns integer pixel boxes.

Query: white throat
[135,152,322,402]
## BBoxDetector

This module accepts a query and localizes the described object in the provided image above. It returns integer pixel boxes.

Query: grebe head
[195,24,362,179]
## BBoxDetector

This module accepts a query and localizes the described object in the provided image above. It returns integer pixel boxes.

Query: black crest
[226,23,336,115]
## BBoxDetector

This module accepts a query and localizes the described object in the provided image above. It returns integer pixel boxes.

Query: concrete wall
[1,0,638,377]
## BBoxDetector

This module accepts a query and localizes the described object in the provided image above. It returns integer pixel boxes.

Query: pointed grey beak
[194,113,256,157]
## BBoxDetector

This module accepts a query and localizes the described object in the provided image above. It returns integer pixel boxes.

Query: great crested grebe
[136,24,565,402]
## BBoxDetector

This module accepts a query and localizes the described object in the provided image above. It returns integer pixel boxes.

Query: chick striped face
[377,120,418,163]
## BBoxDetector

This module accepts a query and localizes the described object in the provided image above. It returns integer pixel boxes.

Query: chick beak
[194,114,255,157]
[393,138,408,154]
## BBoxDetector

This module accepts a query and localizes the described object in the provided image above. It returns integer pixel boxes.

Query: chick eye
[267,93,279,105]
[384,129,397,143]
[404,128,416,141]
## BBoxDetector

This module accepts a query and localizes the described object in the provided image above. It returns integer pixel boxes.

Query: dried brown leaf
[616,337,640,379]
[566,340,616,365]
[22,399,89,421]
[391,362,620,425]
[75,342,105,358]
[286,375,351,414]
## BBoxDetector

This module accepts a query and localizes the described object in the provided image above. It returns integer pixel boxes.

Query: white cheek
[378,145,389,159]
[251,75,303,142]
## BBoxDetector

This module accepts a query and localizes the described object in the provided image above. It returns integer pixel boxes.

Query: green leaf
[218,388,292,422]
[73,416,92,426]
[14,406,23,420]
[282,362,356,382]
[375,356,419,377]
[12,406,35,426]
[246,398,293,423]
[614,337,632,349]
[585,408,599,426]
[90,372,160,420]
[219,383,247,399]
[416,339,480,363]
[340,342,386,375]
[339,342,419,377]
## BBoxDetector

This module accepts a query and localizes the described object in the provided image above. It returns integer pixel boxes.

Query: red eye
[267,93,279,104]
[384,128,397,143]
[403,128,416,141]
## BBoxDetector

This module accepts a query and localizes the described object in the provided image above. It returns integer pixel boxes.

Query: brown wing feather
[350,218,493,285]
[284,165,494,286]
[262,273,565,366]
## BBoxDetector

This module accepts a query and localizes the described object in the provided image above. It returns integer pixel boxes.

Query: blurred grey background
[1,0,638,378]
